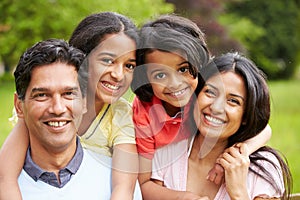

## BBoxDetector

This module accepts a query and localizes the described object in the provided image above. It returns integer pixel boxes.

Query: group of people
[0,11,292,200]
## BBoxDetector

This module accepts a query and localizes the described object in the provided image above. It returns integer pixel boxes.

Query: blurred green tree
[222,0,300,79]
[166,0,244,57]
[0,0,173,73]
[166,0,300,79]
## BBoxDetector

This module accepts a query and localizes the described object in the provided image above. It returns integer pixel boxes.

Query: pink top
[133,96,195,159]
[152,136,285,199]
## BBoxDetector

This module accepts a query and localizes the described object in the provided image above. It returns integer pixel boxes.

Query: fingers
[238,143,249,156]
[206,163,224,185]
[217,144,250,170]
[213,164,224,185]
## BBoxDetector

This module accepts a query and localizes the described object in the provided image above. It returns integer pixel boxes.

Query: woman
[151,52,292,199]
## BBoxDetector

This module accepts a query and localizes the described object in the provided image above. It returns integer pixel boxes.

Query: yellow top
[80,97,136,157]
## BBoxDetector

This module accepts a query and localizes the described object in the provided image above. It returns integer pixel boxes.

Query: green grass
[268,79,300,193]
[0,80,15,145]
[0,78,299,193]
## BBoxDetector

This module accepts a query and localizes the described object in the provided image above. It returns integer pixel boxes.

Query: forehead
[145,50,188,71]
[28,63,78,90]
[91,32,136,56]
[207,72,246,97]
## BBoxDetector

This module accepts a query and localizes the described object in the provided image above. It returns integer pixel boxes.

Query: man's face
[15,63,86,153]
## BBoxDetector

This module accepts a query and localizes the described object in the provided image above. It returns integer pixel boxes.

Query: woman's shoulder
[254,149,282,169]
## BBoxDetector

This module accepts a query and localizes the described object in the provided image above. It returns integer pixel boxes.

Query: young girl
[130,14,272,199]
[150,52,292,199]
[0,12,140,200]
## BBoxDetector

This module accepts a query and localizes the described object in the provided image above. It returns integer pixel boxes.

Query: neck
[78,96,105,135]
[162,101,181,117]
[30,137,77,175]
[190,133,227,162]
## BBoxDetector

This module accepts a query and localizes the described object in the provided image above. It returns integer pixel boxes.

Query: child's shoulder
[110,97,133,115]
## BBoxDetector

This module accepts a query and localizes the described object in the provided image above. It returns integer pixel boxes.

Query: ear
[14,92,24,118]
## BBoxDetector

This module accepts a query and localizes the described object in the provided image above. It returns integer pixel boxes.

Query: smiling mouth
[204,114,225,125]
[102,82,120,91]
[169,88,187,97]
[46,121,68,127]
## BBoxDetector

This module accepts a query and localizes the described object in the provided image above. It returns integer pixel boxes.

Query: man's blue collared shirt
[23,138,83,188]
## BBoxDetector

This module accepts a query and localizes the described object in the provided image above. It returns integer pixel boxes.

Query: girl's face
[145,50,198,114]
[88,32,136,105]
[194,71,246,141]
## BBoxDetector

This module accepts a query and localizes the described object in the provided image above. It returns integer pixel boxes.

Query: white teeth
[171,89,185,96]
[205,115,224,125]
[48,121,67,127]
[103,83,119,90]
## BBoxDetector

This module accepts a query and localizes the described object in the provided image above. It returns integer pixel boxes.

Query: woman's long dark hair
[197,52,292,199]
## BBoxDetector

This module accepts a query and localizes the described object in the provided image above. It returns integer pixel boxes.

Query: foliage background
[166,0,300,79]
[1,0,299,194]
[0,0,173,72]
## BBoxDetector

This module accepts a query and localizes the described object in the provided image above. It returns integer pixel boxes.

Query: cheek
[124,73,133,86]
[188,77,198,91]
[229,108,244,130]
[151,83,164,97]
[193,101,201,128]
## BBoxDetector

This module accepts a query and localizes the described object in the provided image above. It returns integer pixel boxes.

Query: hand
[217,143,250,199]
[206,163,224,185]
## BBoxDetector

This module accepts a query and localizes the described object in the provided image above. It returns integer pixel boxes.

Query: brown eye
[33,93,48,101]
[154,72,166,79]
[204,88,216,98]
[101,58,113,65]
[125,63,136,70]
[228,98,241,106]
[178,66,189,73]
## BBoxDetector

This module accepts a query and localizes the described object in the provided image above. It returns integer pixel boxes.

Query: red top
[133,95,196,159]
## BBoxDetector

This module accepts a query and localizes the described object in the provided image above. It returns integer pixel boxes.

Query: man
[14,39,112,199]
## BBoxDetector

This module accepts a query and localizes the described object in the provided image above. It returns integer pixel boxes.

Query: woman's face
[145,50,198,115]
[194,71,246,141]
[87,32,136,104]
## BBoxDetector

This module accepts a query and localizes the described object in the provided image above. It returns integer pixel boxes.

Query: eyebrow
[96,52,136,62]
[96,52,117,58]
[31,86,79,94]
[178,61,189,66]
[31,87,49,94]
[206,83,245,101]
[149,68,163,76]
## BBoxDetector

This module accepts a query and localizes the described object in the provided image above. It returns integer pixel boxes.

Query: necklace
[85,104,111,139]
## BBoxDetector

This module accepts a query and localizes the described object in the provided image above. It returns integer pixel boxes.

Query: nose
[167,73,183,89]
[111,64,124,81]
[210,97,225,114]
[49,95,67,115]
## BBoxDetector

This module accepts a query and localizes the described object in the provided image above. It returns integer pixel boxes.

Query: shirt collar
[23,137,83,187]
[151,95,186,123]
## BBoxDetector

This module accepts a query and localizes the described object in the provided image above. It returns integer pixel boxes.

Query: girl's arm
[0,118,29,200]
[111,143,139,200]
[207,124,272,184]
[138,156,206,200]
[243,124,272,153]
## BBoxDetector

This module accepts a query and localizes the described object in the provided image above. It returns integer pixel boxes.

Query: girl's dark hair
[69,12,138,55]
[131,14,211,102]
[197,52,292,199]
